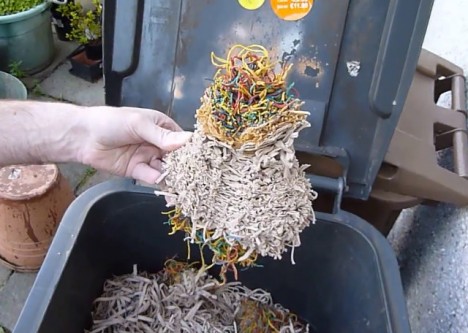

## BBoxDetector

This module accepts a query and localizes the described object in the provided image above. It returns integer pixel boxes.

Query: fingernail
[164,131,193,151]
[172,132,193,145]
[176,131,193,143]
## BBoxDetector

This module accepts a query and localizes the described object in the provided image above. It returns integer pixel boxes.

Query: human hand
[79,106,192,184]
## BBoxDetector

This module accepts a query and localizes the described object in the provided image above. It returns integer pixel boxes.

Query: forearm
[0,100,89,167]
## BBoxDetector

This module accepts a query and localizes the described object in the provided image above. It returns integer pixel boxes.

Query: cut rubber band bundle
[156,44,318,280]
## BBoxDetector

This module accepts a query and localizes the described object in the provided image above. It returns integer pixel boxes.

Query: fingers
[134,107,183,132]
[149,157,162,170]
[138,122,192,152]
[131,163,162,184]
[123,106,183,133]
[156,114,184,132]
[129,109,192,151]
[125,145,164,184]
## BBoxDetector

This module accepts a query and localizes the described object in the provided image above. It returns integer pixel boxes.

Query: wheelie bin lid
[102,0,434,200]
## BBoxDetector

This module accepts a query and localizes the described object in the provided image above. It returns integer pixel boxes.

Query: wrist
[35,102,90,165]
[0,100,90,166]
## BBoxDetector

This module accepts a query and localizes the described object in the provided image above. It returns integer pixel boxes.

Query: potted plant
[55,0,103,82]
[0,0,56,74]
[56,0,103,60]
[50,0,75,41]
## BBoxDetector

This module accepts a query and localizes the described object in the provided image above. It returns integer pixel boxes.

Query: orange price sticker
[270,0,314,21]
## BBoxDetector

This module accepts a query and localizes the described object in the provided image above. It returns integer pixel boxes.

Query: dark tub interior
[14,183,409,333]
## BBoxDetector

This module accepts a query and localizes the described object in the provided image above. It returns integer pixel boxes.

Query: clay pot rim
[0,164,59,201]
[0,254,39,273]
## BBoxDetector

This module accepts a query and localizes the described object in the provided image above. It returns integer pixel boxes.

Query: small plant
[8,60,26,78]
[31,79,45,96]
[76,167,97,192]
[0,0,44,16]
[57,0,102,46]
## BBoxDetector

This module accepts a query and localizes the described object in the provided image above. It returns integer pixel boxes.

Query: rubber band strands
[164,44,305,283]
[197,44,305,148]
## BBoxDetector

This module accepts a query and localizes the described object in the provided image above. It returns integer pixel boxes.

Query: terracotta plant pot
[69,47,102,82]
[0,164,75,272]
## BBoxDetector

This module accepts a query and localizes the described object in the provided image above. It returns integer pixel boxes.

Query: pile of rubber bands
[197,44,307,148]
[157,44,317,280]
[87,260,309,333]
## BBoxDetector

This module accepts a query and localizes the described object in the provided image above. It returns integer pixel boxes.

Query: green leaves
[0,0,44,16]
[57,0,102,45]
[8,60,25,78]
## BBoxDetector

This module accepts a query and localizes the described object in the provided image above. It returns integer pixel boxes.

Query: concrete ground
[0,0,467,331]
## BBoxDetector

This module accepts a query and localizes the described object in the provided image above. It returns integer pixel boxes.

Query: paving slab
[0,272,37,331]
[38,62,105,106]
[0,265,11,290]
[26,94,59,102]
[57,163,90,192]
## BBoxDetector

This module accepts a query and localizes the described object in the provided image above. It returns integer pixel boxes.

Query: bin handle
[369,0,434,119]
[451,75,468,178]
[102,0,145,106]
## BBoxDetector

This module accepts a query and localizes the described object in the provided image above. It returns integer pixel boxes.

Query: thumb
[141,124,192,151]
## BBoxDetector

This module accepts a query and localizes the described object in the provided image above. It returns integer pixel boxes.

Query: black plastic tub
[14,180,411,333]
